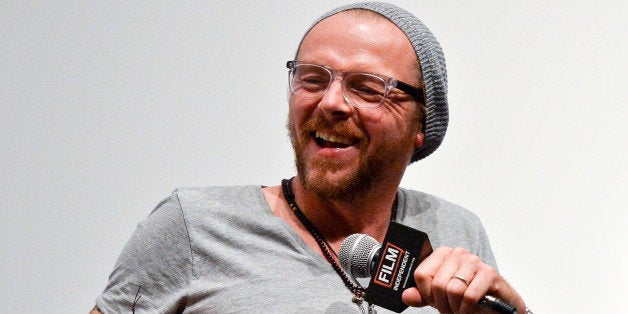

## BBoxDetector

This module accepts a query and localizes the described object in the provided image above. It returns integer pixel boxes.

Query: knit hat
[299,2,449,162]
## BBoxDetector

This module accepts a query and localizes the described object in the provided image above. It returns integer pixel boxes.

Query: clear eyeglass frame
[286,60,424,109]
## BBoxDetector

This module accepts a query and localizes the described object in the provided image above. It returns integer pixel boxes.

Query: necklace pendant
[368,304,377,314]
[352,294,364,305]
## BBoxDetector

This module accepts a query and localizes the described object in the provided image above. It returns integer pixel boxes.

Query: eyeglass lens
[290,64,387,109]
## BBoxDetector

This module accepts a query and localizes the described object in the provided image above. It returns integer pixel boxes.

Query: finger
[458,262,498,313]
[446,276,469,314]
[447,254,480,314]
[413,246,451,305]
[431,248,468,312]
[401,287,426,307]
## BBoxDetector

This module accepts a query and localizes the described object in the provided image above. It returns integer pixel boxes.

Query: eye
[346,75,386,102]
[298,74,329,91]
[354,85,383,96]
[300,74,327,85]
[293,65,331,93]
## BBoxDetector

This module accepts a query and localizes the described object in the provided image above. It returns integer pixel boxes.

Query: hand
[401,246,526,313]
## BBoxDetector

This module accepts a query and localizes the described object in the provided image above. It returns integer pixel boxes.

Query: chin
[299,161,372,201]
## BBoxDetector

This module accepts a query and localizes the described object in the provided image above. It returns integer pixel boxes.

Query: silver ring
[451,275,470,286]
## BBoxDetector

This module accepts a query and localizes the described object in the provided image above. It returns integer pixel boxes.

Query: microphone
[339,222,517,314]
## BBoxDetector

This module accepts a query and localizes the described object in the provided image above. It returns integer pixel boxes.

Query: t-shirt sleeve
[434,202,499,270]
[399,189,499,270]
[95,192,192,313]
[472,218,498,270]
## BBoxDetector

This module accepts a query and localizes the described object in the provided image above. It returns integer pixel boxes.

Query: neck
[289,175,400,244]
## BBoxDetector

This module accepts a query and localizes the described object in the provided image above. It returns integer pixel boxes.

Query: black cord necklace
[280,178,398,310]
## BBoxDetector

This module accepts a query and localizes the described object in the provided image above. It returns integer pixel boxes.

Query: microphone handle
[479,295,517,314]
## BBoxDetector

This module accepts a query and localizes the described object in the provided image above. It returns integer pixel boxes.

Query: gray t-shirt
[96,186,496,313]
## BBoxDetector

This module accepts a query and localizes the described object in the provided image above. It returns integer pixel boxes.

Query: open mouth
[314,131,355,148]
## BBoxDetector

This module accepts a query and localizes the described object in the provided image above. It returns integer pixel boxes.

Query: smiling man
[287,10,424,204]
[92,2,528,313]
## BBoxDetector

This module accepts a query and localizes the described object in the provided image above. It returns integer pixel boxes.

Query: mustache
[299,114,365,140]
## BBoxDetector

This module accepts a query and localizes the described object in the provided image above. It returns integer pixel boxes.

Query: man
[92,2,527,313]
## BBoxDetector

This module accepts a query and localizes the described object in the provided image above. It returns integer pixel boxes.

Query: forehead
[297,11,419,85]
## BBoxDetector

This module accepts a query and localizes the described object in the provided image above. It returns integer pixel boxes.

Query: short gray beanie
[301,2,449,162]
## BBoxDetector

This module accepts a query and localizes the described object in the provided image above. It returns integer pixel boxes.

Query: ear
[414,131,425,148]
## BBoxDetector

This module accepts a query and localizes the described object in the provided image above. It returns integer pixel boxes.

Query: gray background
[1,1,626,312]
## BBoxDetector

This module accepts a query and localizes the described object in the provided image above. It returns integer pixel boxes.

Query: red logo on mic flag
[373,243,405,288]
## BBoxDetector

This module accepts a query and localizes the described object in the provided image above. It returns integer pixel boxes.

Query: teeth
[316,131,352,145]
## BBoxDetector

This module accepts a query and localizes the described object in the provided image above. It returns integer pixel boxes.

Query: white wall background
[1,1,626,312]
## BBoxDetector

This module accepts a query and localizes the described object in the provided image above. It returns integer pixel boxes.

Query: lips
[314,131,356,148]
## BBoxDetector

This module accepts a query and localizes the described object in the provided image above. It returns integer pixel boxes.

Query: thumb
[402,287,428,308]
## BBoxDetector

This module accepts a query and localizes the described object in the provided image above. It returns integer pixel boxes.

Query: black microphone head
[339,233,381,278]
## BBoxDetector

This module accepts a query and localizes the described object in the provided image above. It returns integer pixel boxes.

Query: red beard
[287,112,415,201]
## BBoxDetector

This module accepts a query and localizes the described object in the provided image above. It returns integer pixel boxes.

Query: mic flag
[366,222,432,312]
[339,221,432,312]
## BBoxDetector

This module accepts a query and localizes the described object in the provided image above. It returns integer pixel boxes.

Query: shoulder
[169,185,264,208]
[146,186,265,218]
[151,185,269,228]
[398,188,481,225]
[397,188,496,267]
[130,186,265,245]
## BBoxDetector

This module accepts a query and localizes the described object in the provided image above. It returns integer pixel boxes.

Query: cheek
[359,110,404,134]
[383,104,421,135]
[360,110,418,146]
[288,95,317,126]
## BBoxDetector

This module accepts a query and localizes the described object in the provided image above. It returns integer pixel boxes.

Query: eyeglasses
[287,60,424,109]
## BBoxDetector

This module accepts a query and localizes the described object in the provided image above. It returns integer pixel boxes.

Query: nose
[318,77,353,120]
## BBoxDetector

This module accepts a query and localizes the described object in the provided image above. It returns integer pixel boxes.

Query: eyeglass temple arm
[395,80,425,104]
